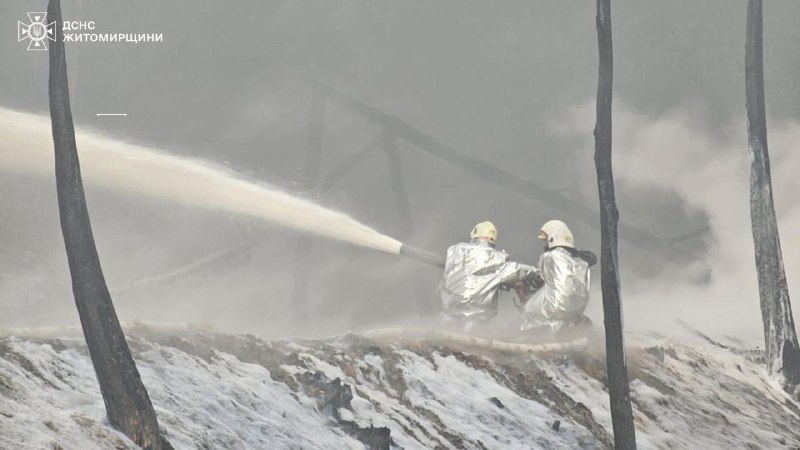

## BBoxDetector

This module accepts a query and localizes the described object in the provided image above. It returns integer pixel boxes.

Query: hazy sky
[1,1,799,339]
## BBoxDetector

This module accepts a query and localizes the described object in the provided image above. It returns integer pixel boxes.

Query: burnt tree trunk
[47,1,169,448]
[593,0,637,447]
[745,0,800,388]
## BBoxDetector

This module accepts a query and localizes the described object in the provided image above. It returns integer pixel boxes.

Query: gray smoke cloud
[557,102,800,341]
[2,1,800,341]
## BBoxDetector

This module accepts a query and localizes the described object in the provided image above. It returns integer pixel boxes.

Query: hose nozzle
[399,244,445,269]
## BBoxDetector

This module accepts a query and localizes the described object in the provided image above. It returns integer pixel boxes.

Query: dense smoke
[2,1,799,342]
[558,102,800,341]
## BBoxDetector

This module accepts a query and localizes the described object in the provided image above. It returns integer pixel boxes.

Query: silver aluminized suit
[521,247,594,332]
[438,240,537,329]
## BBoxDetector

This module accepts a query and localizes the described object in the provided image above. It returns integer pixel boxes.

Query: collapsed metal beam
[293,83,326,325]
[111,238,257,294]
[667,226,710,244]
[319,132,385,192]
[382,133,414,237]
[316,83,696,264]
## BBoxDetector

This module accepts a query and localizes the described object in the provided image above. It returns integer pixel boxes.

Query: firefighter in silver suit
[438,221,538,333]
[520,220,597,335]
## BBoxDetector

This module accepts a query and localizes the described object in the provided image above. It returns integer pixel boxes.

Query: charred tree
[744,0,800,388]
[47,1,170,448]
[592,0,637,447]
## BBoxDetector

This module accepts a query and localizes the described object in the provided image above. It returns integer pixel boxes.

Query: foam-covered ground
[0,325,798,449]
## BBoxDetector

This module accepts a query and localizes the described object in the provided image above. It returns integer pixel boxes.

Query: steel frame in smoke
[289,84,421,325]
[312,82,707,265]
[108,82,707,317]
[97,87,420,311]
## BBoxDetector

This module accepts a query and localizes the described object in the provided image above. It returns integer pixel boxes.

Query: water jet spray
[0,108,445,270]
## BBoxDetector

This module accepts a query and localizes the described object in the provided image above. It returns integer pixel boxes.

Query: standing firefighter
[520,220,597,335]
[438,221,538,333]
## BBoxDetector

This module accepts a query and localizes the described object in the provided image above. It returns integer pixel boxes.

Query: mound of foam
[0,325,797,449]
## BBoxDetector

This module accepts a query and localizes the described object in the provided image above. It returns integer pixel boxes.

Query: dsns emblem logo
[18,12,56,51]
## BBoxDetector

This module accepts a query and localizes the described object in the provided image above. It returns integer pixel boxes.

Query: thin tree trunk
[47,1,169,448]
[745,0,800,388]
[593,0,637,447]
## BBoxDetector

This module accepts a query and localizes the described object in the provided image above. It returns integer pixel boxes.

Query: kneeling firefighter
[519,220,597,334]
[438,221,538,333]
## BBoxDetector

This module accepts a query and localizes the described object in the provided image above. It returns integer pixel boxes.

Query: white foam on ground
[0,337,360,450]
[2,329,799,449]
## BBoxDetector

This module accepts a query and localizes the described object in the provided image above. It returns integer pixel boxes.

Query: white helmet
[538,220,574,248]
[470,221,497,244]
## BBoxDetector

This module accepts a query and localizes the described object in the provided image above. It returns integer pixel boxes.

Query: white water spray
[0,107,403,255]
